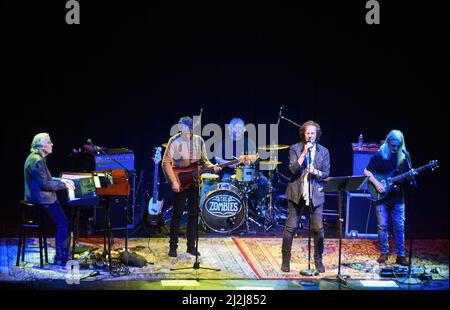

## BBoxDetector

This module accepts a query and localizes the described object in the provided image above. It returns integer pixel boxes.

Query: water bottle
[358,134,364,149]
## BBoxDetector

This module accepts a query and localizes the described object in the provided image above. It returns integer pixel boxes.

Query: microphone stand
[397,152,421,285]
[280,115,301,128]
[300,144,319,278]
[170,161,221,281]
[92,143,136,267]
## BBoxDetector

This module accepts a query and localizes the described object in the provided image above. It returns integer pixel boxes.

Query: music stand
[322,175,368,285]
[170,162,221,281]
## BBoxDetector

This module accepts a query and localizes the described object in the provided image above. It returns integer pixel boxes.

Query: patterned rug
[232,237,449,280]
[1,237,256,282]
[1,237,448,282]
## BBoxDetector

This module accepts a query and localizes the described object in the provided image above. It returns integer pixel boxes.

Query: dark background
[2,1,448,238]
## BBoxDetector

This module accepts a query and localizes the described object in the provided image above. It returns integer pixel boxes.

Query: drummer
[214,117,268,205]
[215,118,255,180]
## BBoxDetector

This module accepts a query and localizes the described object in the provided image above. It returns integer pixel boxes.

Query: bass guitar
[144,147,165,227]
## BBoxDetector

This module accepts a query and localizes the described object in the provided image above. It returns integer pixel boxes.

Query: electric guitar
[172,154,259,191]
[144,147,164,227]
[367,160,439,202]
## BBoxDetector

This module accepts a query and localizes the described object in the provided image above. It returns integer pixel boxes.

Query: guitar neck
[391,163,431,183]
[199,159,239,173]
[153,164,159,198]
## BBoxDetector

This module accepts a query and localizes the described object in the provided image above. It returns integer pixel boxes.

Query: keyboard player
[24,133,75,266]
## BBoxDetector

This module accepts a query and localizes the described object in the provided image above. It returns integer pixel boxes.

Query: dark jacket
[285,142,330,207]
[24,152,66,204]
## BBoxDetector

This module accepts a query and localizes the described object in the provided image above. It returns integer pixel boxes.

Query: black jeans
[169,187,199,250]
[282,199,324,259]
[44,200,69,260]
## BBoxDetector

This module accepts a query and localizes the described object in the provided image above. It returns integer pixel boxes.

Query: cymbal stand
[239,183,261,235]
[263,150,282,231]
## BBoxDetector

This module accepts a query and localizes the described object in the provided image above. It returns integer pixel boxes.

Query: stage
[1,236,448,290]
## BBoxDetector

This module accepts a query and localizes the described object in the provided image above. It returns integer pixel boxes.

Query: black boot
[281,230,294,272]
[168,244,177,257]
[187,247,201,256]
[314,257,325,273]
[313,228,325,273]
[281,252,291,272]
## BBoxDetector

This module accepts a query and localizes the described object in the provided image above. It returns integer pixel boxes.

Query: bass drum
[200,183,245,233]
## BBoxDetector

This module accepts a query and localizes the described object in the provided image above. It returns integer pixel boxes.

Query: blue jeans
[375,202,405,256]
[44,200,69,260]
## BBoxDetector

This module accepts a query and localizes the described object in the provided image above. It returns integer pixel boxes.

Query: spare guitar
[172,154,259,191]
[144,147,165,227]
[367,160,439,202]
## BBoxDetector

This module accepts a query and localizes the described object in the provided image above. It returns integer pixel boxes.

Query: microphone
[307,138,315,151]
[277,105,284,125]
[86,139,100,155]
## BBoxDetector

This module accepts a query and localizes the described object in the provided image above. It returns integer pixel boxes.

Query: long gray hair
[379,129,407,167]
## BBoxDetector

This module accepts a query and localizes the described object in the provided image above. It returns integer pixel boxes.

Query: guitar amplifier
[345,192,377,238]
[352,148,378,190]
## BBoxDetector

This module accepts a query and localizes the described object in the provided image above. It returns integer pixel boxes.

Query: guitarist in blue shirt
[364,130,416,266]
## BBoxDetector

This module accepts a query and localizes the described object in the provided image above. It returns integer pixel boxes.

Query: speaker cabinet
[345,192,377,238]
[94,196,134,231]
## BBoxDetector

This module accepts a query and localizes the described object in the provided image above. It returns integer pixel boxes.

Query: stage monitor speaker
[345,192,377,238]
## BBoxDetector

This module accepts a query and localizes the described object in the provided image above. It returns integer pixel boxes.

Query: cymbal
[162,143,168,148]
[259,160,283,165]
[258,144,289,150]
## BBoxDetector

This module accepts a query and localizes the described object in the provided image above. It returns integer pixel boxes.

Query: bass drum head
[200,183,245,233]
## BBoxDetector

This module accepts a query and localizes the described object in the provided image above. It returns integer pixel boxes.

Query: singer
[162,116,221,258]
[281,120,330,273]
[364,130,415,266]
[24,133,75,266]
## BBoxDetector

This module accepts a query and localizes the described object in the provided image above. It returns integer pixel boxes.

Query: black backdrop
[2,1,448,238]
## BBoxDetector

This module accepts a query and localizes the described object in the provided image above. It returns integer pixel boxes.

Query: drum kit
[187,144,289,234]
[159,142,289,234]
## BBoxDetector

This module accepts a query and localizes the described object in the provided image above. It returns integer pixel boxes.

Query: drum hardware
[238,183,263,236]
[259,150,285,231]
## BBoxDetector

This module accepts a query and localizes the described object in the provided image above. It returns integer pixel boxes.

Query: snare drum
[201,173,219,186]
[200,183,245,233]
